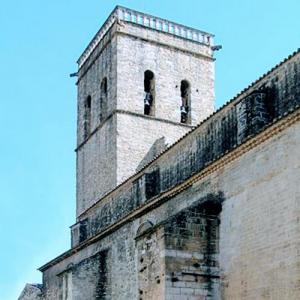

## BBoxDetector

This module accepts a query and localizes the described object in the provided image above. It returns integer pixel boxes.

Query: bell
[181,106,187,114]
[144,92,152,106]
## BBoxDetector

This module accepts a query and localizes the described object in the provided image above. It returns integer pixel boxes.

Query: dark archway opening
[180,80,191,124]
[144,70,155,116]
[100,77,108,121]
[84,95,92,139]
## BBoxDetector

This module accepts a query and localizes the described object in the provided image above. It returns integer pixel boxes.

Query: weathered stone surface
[18,284,42,300]
[38,119,300,300]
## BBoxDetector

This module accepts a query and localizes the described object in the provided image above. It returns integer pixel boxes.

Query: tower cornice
[75,109,194,152]
[77,6,214,69]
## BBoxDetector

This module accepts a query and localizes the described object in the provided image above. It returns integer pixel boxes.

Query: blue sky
[0,0,299,299]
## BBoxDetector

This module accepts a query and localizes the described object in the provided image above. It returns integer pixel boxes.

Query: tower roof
[77,6,214,68]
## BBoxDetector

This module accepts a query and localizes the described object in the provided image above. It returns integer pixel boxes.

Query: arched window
[84,96,92,134]
[144,70,155,116]
[136,220,154,237]
[101,77,107,94]
[84,95,91,139]
[180,80,191,124]
[100,77,108,121]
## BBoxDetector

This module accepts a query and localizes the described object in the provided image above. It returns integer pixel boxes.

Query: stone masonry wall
[116,22,214,125]
[41,119,300,299]
[76,111,192,216]
[76,24,118,216]
[41,222,138,300]
[77,26,118,146]
[136,227,165,300]
[76,116,117,216]
[164,201,221,300]
[116,112,192,185]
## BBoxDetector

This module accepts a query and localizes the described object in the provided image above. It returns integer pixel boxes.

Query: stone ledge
[75,109,193,152]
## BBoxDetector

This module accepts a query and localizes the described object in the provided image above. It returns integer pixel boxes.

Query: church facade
[19,6,300,300]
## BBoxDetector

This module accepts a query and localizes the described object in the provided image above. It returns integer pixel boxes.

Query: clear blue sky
[0,0,299,299]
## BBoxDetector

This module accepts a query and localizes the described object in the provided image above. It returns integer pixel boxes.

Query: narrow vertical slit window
[180,80,191,124]
[144,70,155,116]
[84,95,91,139]
[100,77,108,121]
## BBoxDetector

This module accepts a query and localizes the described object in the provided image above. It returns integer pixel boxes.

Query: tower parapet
[78,6,214,69]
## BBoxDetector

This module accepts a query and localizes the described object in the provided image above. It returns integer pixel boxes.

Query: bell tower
[75,6,215,217]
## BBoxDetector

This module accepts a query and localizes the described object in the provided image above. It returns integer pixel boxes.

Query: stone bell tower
[75,6,215,216]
